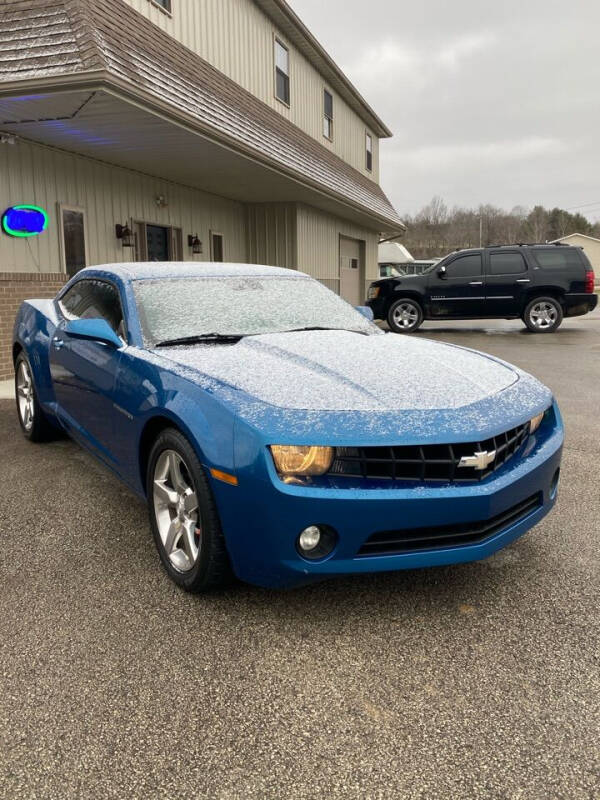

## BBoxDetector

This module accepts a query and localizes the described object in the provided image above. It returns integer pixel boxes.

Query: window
[489,252,527,275]
[445,254,482,278]
[274,39,290,105]
[59,279,125,337]
[150,0,171,11]
[366,133,373,171]
[323,90,333,140]
[531,248,583,269]
[60,206,86,277]
[210,232,224,262]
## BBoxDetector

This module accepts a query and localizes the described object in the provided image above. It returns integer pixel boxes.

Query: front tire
[147,428,233,592]
[523,296,563,333]
[14,353,54,442]
[387,298,424,333]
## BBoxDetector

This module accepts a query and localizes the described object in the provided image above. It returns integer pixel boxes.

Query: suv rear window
[530,248,583,269]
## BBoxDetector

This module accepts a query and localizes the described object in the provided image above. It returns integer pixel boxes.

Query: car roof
[75,262,309,281]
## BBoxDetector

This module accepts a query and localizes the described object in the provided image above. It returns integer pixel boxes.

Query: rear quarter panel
[13,299,59,409]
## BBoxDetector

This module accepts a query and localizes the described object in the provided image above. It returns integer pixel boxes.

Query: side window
[274,39,290,105]
[531,249,583,269]
[366,133,373,171]
[445,254,482,278]
[489,252,527,275]
[59,280,125,338]
[323,89,333,140]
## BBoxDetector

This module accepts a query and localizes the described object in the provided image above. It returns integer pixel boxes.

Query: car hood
[154,330,519,412]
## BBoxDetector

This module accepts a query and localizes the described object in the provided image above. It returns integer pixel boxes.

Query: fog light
[298,526,321,552]
[296,525,337,561]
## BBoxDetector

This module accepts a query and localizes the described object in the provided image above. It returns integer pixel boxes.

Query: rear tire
[523,296,563,333]
[14,353,54,442]
[387,298,424,333]
[147,428,233,592]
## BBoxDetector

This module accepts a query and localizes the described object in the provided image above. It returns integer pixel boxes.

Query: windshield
[133,275,377,345]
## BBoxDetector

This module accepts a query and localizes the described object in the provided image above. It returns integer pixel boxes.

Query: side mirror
[355,305,374,321]
[437,265,447,278]
[64,318,123,348]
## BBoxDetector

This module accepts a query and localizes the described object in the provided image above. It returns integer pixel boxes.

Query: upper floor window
[150,0,171,11]
[366,133,373,171]
[323,90,333,140]
[275,39,290,105]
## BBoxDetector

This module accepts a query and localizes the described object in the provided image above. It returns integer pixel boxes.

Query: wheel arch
[387,290,425,313]
[521,287,566,313]
[12,342,23,365]
[138,413,208,497]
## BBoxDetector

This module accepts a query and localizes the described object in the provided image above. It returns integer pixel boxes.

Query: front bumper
[212,411,563,589]
[366,295,388,320]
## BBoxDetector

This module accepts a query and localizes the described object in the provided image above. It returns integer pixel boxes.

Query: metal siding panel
[0,139,248,274]
[118,0,380,177]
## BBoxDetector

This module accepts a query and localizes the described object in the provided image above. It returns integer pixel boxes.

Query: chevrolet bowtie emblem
[458,449,496,471]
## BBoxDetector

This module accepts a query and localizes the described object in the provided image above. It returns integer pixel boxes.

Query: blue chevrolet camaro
[13,263,563,590]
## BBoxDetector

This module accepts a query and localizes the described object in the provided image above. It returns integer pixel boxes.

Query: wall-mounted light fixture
[155,194,168,208]
[0,133,16,145]
[115,223,135,248]
[188,234,203,254]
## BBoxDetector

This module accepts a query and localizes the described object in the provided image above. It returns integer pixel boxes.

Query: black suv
[367,244,597,333]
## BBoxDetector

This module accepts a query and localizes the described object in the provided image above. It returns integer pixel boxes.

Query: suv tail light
[585,270,595,293]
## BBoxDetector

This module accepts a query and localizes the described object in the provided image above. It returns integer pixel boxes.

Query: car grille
[329,422,530,484]
[358,493,542,556]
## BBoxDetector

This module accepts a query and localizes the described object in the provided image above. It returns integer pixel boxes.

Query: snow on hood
[154,330,520,412]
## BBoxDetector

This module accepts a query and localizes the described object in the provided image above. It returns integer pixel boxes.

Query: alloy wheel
[153,450,201,572]
[529,301,558,330]
[393,302,419,329]
[16,361,34,431]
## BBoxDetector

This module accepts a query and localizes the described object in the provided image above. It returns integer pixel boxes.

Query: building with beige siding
[0,0,403,378]
[551,233,600,279]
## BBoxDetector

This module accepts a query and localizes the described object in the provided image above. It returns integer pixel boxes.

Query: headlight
[367,286,380,299]
[529,410,546,433]
[270,445,334,476]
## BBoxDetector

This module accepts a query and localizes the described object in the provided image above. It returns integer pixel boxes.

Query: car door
[426,252,485,317]
[484,250,531,316]
[50,278,126,466]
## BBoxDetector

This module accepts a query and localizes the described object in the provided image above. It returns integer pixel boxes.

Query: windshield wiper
[277,326,370,335]
[155,333,243,347]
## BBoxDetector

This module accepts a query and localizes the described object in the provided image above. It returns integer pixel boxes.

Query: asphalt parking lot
[1,311,599,800]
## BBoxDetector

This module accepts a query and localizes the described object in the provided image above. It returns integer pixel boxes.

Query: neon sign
[2,205,48,237]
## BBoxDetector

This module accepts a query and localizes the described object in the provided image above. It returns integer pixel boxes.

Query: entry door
[427,252,485,317]
[146,225,169,261]
[339,236,363,305]
[50,279,125,466]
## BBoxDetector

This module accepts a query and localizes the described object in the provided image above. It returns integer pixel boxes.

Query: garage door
[339,236,363,306]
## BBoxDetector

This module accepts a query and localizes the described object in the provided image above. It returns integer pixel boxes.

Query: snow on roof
[80,262,309,281]
[378,241,414,263]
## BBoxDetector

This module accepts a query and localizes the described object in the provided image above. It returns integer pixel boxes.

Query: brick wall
[0,272,66,382]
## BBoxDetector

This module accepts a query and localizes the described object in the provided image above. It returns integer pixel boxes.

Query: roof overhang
[0,83,401,233]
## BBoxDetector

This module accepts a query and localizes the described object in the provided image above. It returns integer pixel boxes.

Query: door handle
[469,281,483,285]
[52,337,65,350]
[516,279,530,283]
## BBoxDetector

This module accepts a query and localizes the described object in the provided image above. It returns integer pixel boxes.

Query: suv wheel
[523,296,563,333]
[388,298,424,333]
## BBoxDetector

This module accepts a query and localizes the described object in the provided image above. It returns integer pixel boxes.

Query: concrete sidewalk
[0,380,12,401]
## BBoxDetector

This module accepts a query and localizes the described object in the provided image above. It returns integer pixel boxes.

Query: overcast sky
[291,0,600,221]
